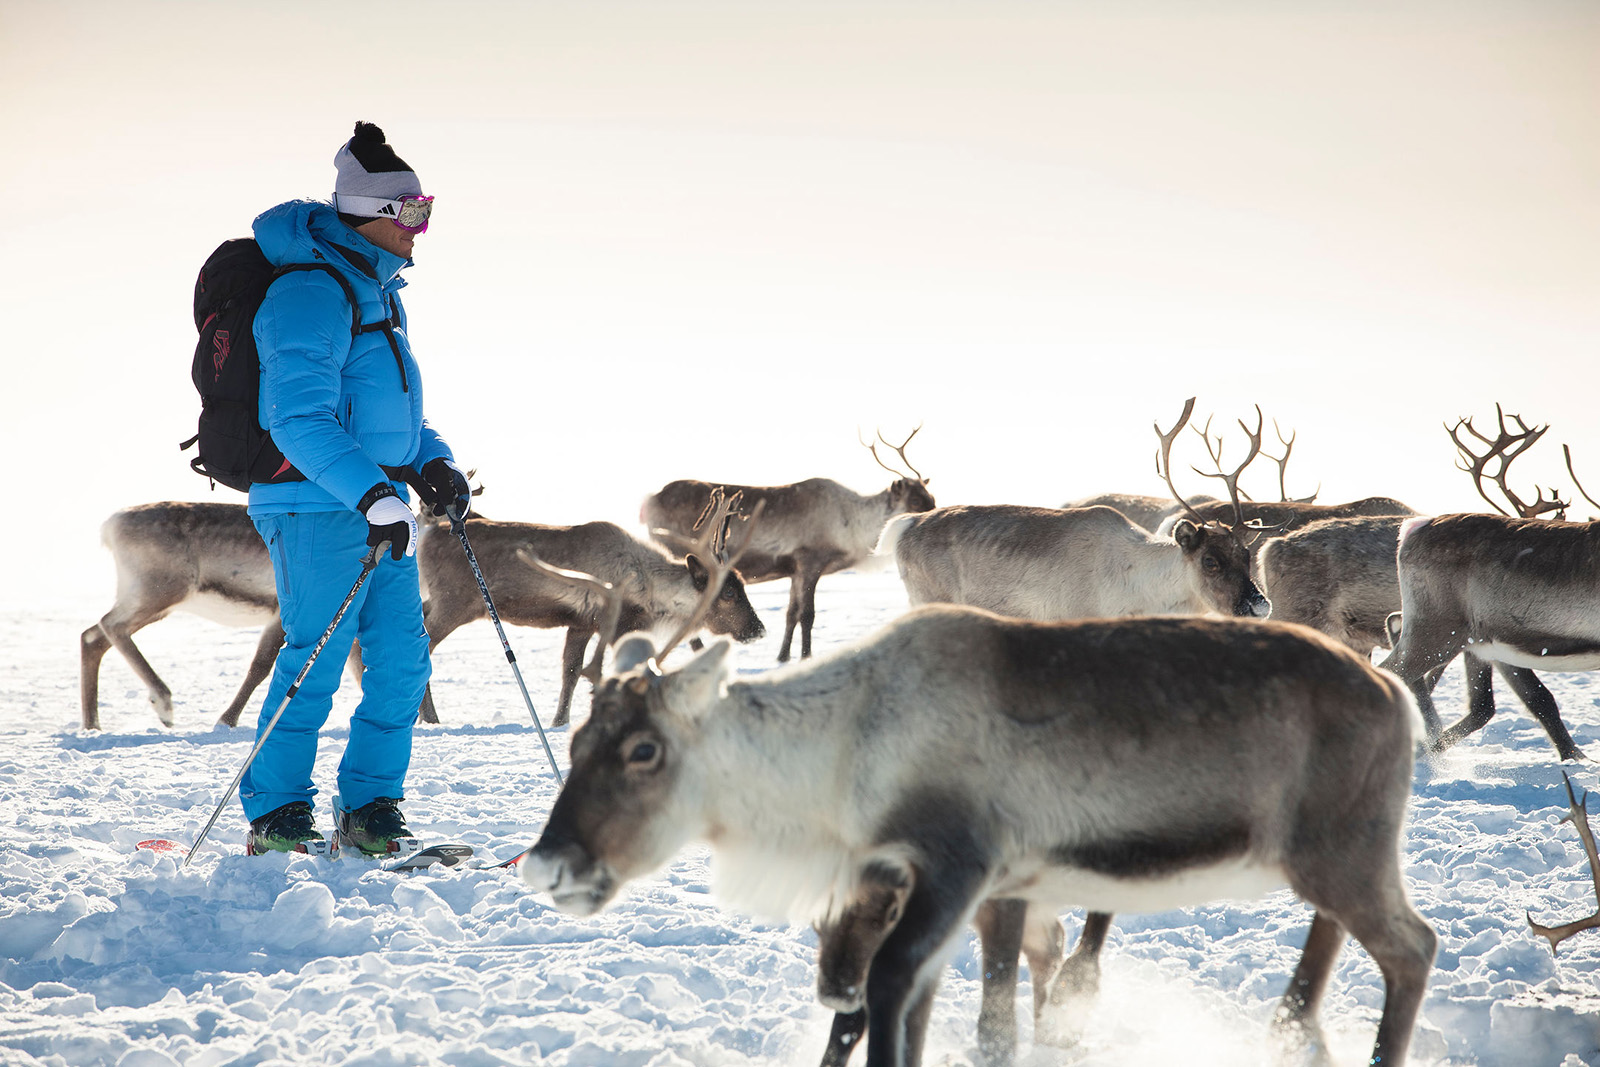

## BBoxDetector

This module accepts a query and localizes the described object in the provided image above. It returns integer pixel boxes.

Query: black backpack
[182,238,391,492]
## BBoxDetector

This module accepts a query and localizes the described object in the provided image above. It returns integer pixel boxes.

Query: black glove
[420,457,472,520]
[358,483,417,561]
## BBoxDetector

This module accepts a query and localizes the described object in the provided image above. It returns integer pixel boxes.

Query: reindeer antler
[860,425,926,482]
[1448,405,1568,520]
[1154,398,1211,526]
[1193,405,1268,532]
[1564,445,1600,518]
[1264,420,1319,504]
[654,494,764,662]
[1528,772,1600,955]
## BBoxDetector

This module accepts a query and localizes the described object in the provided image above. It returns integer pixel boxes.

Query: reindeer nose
[1237,585,1271,618]
[519,846,567,893]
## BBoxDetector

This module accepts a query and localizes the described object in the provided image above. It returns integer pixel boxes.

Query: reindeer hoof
[1037,974,1099,1048]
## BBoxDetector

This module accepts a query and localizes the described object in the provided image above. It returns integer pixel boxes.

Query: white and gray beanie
[332,121,422,225]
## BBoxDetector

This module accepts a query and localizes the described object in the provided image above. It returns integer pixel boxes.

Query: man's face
[356,217,417,260]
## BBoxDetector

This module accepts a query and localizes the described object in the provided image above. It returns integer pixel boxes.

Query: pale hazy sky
[3,1,1597,608]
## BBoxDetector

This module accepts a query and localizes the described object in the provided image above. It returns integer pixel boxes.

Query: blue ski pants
[240,509,431,822]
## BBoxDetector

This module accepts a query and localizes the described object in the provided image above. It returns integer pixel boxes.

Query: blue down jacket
[248,198,453,515]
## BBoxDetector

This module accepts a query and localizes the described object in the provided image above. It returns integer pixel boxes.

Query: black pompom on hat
[333,122,422,219]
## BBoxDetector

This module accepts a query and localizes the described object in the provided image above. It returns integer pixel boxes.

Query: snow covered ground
[4,567,1600,1067]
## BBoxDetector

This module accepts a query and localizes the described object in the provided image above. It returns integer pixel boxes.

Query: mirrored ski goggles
[333,193,435,233]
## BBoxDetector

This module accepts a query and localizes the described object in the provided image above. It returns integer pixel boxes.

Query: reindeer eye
[1202,556,1221,574]
[625,739,660,766]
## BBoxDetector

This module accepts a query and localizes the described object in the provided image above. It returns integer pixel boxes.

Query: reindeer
[417,491,764,727]
[1258,514,1409,655]
[81,501,301,730]
[520,528,1437,1067]
[881,502,1268,620]
[641,428,935,662]
[1380,406,1594,761]
[884,403,1270,622]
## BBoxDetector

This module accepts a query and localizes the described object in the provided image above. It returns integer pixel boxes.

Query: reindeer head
[1169,519,1270,618]
[521,635,735,914]
[863,426,935,514]
[1156,399,1272,618]
[684,554,766,643]
[888,478,935,515]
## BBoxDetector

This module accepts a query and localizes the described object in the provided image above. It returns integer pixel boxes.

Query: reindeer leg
[796,561,825,660]
[903,982,937,1067]
[419,601,475,726]
[971,899,1025,1067]
[1379,641,1457,742]
[1499,664,1584,761]
[97,610,176,727]
[819,1009,866,1067]
[861,831,988,1067]
[1038,911,1110,1047]
[555,627,593,728]
[779,574,804,663]
[1430,652,1496,753]
[79,622,114,731]
[1291,829,1436,1067]
[1336,899,1436,1067]
[1272,911,1345,1053]
[218,619,284,727]
[1022,906,1067,1025]
[417,684,439,725]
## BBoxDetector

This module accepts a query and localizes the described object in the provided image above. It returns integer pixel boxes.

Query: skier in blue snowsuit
[241,122,471,856]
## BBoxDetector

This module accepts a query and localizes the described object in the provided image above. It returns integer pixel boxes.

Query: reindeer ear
[610,634,659,675]
[660,638,734,718]
[1171,519,1202,551]
[1384,612,1404,649]
[685,554,711,591]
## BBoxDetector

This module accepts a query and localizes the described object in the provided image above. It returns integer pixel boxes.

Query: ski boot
[247,801,332,856]
[334,795,421,858]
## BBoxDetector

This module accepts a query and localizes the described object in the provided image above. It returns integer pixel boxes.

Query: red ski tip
[136,839,187,854]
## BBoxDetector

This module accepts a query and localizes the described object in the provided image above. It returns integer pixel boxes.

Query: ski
[135,838,186,855]
[383,843,476,872]
[136,836,520,870]
[135,836,333,858]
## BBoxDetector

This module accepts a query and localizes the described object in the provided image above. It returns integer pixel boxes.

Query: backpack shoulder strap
[272,263,363,337]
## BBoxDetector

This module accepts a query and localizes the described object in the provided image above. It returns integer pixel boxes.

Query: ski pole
[183,542,385,868]
[449,510,564,786]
